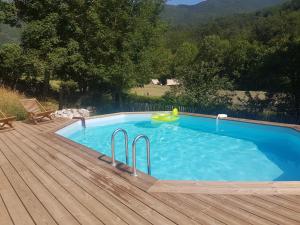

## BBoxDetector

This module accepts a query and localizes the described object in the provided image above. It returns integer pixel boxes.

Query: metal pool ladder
[110,129,151,176]
[132,135,151,177]
[111,128,129,166]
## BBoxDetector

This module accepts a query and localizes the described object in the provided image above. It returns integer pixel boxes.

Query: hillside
[0,0,288,44]
[162,0,287,25]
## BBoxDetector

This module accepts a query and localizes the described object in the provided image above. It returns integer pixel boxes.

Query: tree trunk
[118,91,123,110]
[113,90,123,111]
[42,70,51,98]
[59,87,64,110]
[12,76,18,90]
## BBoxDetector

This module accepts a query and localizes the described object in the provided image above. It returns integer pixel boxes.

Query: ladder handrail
[132,135,151,177]
[111,128,129,166]
[73,116,86,128]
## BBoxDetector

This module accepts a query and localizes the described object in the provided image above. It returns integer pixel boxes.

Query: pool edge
[50,112,300,195]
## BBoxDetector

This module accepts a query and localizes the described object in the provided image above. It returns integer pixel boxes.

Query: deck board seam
[175,193,243,225]
[191,194,263,225]
[237,195,300,221]
[154,192,226,225]
[255,195,300,214]
[232,195,300,224]
[219,195,282,225]
[0,177,17,225]
[276,195,300,205]
[239,195,300,222]
[207,195,277,225]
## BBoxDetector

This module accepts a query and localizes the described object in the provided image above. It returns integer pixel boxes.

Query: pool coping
[51,112,300,195]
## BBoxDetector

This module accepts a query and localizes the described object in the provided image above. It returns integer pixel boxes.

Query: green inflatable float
[151,108,179,122]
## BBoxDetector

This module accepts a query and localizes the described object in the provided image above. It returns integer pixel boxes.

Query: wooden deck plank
[261,195,300,212]
[152,192,225,225]
[237,195,300,223]
[179,193,251,225]
[0,149,57,225]
[279,195,300,204]
[224,195,299,225]
[193,194,275,225]
[0,167,35,225]
[276,195,300,207]
[0,194,14,225]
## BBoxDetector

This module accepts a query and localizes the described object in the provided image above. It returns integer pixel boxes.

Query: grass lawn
[130,85,267,105]
[130,84,170,97]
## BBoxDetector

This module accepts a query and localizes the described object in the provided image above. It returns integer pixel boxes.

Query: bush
[0,86,27,120]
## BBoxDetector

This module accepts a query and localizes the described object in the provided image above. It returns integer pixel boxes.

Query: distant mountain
[162,0,287,25]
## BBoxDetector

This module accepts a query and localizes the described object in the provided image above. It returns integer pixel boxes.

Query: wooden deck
[1,118,300,225]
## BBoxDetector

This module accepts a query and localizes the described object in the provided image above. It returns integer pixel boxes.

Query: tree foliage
[2,0,166,103]
[0,43,23,89]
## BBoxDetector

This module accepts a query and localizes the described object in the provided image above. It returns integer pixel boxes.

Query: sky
[167,0,204,5]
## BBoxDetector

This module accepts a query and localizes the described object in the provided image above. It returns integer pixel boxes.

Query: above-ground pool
[56,114,300,181]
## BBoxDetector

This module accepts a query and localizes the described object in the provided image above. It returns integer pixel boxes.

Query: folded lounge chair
[20,98,55,124]
[0,111,16,129]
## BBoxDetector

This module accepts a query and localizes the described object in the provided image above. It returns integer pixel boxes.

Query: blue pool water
[57,114,300,181]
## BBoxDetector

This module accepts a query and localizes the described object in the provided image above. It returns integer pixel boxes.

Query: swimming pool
[56,113,300,181]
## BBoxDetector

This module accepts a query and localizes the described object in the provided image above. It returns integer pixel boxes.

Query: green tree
[224,39,266,89]
[178,62,232,107]
[0,1,18,25]
[173,42,198,76]
[175,37,232,106]
[20,12,60,96]
[262,39,300,111]
[0,43,23,89]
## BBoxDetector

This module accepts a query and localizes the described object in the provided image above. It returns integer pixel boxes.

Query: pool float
[152,108,179,122]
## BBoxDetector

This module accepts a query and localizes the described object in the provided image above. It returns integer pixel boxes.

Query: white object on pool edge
[217,114,228,119]
[216,114,228,132]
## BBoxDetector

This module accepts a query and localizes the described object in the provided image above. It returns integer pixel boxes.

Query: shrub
[0,86,27,120]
